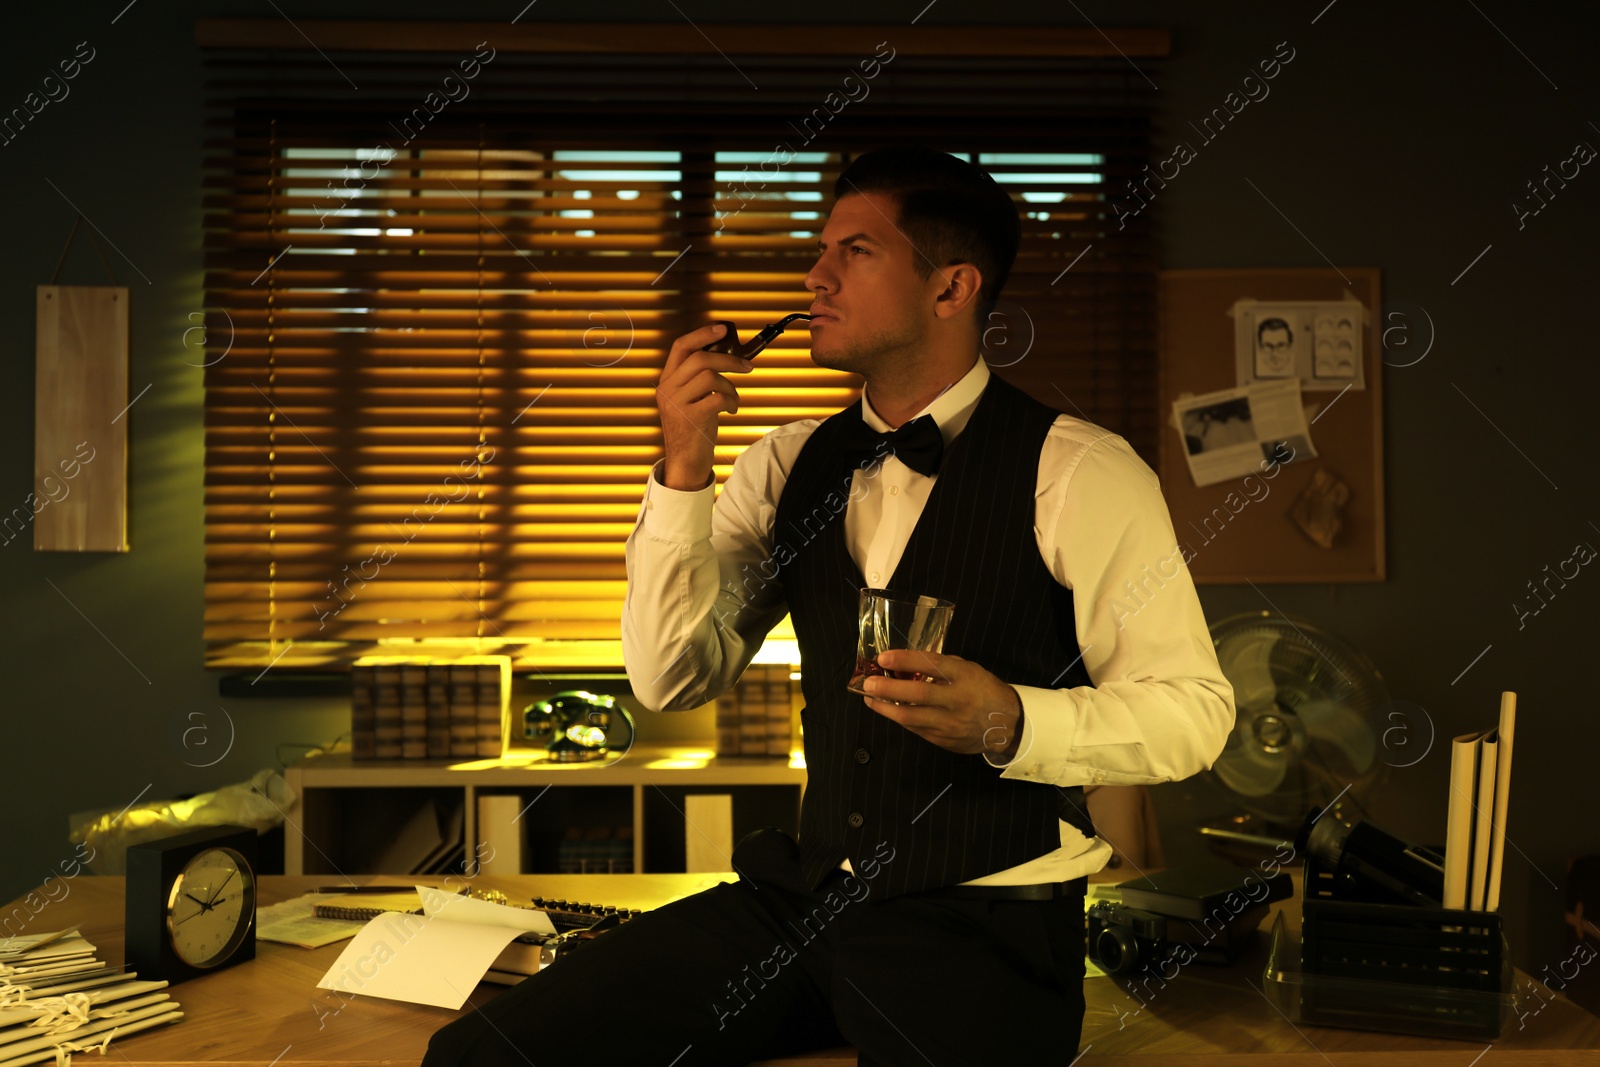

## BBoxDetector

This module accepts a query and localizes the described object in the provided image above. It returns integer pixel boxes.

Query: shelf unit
[282,745,808,876]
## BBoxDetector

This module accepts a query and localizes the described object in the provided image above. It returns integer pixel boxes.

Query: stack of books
[351,655,512,761]
[1443,691,1518,911]
[0,929,181,1066]
[556,826,634,873]
[714,665,795,759]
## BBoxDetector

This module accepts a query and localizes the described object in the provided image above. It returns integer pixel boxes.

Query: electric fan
[1203,611,1388,846]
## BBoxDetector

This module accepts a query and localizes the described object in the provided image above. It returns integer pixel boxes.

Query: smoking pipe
[703,313,814,359]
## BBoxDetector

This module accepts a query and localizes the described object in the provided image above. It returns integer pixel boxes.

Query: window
[199,23,1165,670]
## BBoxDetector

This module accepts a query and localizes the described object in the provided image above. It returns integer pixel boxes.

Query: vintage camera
[1087,900,1176,976]
[1088,893,1271,976]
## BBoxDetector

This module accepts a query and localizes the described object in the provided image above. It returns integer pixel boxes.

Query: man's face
[802,191,942,376]
[1258,326,1293,372]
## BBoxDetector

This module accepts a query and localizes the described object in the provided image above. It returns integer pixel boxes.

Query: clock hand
[185,892,215,913]
[205,869,238,907]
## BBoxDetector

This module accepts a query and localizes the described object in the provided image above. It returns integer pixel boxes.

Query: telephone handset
[702,313,814,359]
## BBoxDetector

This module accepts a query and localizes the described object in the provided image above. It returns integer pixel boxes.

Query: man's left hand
[860,650,1024,762]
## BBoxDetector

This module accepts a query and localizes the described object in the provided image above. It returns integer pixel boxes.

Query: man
[423,147,1233,1066]
[1254,316,1296,376]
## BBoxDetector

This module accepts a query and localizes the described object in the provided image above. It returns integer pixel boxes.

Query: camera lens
[1095,925,1140,976]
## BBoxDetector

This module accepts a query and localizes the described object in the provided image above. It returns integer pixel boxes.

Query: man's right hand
[656,322,754,491]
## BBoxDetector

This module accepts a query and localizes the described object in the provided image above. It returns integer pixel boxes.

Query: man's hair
[833,147,1021,323]
[1257,317,1293,343]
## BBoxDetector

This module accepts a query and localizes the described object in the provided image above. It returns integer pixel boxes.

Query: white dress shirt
[623,357,1235,885]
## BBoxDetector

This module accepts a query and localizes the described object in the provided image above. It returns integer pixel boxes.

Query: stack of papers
[0,929,181,1067]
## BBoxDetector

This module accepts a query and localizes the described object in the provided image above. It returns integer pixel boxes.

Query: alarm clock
[125,824,258,984]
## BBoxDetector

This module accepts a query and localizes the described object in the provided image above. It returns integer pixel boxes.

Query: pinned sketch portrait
[1253,316,1300,378]
[1233,299,1367,392]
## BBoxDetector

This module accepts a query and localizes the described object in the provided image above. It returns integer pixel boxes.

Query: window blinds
[198,22,1164,670]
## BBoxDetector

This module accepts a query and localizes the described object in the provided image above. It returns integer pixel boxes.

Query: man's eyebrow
[815,232,881,250]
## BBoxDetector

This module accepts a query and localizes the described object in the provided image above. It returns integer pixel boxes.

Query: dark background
[2,0,1595,988]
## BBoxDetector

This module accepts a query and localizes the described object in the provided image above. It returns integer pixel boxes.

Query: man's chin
[808,342,861,374]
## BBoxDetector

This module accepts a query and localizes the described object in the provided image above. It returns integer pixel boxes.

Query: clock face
[164,846,256,968]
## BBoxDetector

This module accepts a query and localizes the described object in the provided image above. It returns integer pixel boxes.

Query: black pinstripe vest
[773,371,1096,898]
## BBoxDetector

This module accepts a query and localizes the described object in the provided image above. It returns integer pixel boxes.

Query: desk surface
[7,876,1599,1066]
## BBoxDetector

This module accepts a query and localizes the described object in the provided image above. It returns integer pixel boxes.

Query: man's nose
[803,256,835,293]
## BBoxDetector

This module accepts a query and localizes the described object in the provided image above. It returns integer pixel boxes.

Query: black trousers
[421,829,1087,1067]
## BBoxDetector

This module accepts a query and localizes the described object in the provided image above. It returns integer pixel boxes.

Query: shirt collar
[859,357,991,450]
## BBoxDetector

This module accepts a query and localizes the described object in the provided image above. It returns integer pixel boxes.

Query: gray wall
[3,2,1595,983]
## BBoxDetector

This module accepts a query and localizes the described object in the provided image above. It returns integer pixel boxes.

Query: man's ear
[931,261,983,321]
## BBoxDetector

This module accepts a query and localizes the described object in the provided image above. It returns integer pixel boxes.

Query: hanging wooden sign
[35,282,129,552]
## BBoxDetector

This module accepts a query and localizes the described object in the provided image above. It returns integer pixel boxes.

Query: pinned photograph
[1182,396,1256,455]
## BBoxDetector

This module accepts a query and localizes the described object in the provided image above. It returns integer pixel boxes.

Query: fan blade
[1214,712,1291,797]
[1218,631,1281,710]
[1297,699,1377,772]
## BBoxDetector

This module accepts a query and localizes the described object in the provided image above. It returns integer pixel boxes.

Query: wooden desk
[7,877,1599,1065]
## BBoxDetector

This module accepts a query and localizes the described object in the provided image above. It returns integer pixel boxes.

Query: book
[400,660,429,759]
[1469,732,1500,910]
[476,794,526,875]
[425,662,452,759]
[1442,730,1484,910]
[372,658,405,759]
[736,668,770,756]
[454,655,511,758]
[1112,860,1291,920]
[350,658,378,760]
[448,660,479,757]
[765,668,794,756]
[714,689,740,758]
[370,800,444,875]
[1485,692,1517,910]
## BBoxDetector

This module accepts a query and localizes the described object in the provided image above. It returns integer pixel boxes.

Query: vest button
[848,812,864,828]
[854,748,870,764]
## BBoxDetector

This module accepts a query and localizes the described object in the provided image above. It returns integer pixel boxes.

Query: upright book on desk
[1443,691,1518,911]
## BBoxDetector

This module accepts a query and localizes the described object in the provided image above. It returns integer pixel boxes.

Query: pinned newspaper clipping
[1172,379,1317,488]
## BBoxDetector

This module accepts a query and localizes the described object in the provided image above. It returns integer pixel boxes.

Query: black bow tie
[842,413,944,477]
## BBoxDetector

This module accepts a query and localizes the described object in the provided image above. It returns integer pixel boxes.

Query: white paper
[316,911,525,1010]
[418,885,556,935]
[0,931,89,962]
[1230,298,1367,392]
[1171,379,1318,488]
[256,894,367,949]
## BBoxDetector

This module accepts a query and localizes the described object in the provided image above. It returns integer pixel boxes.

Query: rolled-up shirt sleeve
[622,433,800,713]
[986,429,1236,787]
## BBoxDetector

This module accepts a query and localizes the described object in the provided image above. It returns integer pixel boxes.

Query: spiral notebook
[312,890,426,921]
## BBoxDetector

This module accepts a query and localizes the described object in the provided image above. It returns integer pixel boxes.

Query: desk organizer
[1262,857,1515,1040]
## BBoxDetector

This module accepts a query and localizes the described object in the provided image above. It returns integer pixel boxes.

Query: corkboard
[1157,268,1384,584]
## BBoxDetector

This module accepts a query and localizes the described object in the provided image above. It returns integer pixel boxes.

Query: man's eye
[850,246,869,255]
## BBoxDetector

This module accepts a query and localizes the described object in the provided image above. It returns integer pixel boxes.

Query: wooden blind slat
[200,31,1159,670]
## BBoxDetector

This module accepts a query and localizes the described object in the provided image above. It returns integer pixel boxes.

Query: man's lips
[809,307,838,324]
